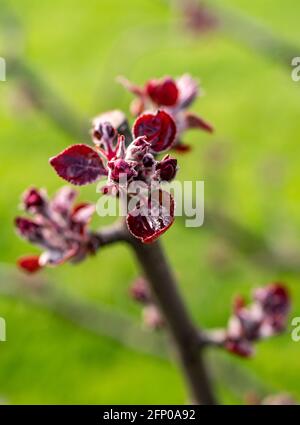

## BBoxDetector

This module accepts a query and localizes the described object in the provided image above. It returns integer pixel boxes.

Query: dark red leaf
[185,112,213,133]
[146,77,179,106]
[172,143,192,153]
[126,190,174,243]
[49,144,107,185]
[133,111,176,153]
[17,255,42,273]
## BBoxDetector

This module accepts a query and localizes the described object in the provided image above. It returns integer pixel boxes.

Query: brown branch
[125,226,217,405]
[91,221,129,248]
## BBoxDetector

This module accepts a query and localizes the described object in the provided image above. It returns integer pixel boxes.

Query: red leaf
[126,190,174,243]
[185,112,213,133]
[133,111,176,153]
[172,143,192,153]
[146,77,179,106]
[49,144,107,186]
[17,255,42,273]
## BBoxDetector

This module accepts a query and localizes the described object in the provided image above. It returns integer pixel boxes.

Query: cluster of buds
[50,110,178,243]
[15,187,97,273]
[15,74,212,260]
[118,74,213,151]
[130,277,164,330]
[223,283,290,357]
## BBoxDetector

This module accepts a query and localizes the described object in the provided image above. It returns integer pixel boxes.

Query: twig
[7,57,87,140]
[0,263,168,358]
[92,221,216,403]
[173,0,299,68]
[126,228,216,405]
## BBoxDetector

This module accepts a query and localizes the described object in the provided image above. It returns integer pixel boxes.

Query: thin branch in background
[0,263,271,401]
[203,208,300,274]
[0,263,168,358]
[173,0,300,68]
[7,57,88,140]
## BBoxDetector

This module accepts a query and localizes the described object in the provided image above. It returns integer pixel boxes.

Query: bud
[23,188,45,211]
[108,158,137,182]
[146,77,179,107]
[156,155,178,181]
[93,121,116,143]
[254,283,290,317]
[142,153,155,168]
[17,255,41,273]
[143,305,164,330]
[126,136,150,161]
[130,277,151,304]
[15,217,43,243]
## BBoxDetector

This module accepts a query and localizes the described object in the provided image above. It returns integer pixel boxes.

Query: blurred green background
[0,0,300,404]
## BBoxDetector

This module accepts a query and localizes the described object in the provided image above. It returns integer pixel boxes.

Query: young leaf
[49,144,107,185]
[133,111,176,153]
[126,190,174,243]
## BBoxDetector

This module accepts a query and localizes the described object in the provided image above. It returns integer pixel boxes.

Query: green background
[0,0,299,404]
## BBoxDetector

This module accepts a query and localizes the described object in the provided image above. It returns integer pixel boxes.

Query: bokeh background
[0,0,300,404]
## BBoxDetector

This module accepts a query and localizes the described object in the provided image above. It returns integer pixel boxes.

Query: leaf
[133,111,176,153]
[126,190,174,243]
[185,112,213,133]
[146,77,179,106]
[49,144,107,186]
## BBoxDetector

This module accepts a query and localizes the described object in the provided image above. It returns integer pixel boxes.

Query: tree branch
[91,221,129,249]
[126,226,217,405]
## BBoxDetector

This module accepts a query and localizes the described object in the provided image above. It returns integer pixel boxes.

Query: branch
[126,227,217,405]
[173,0,299,68]
[91,221,129,249]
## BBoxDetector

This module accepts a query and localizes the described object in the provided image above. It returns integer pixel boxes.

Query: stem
[127,231,216,405]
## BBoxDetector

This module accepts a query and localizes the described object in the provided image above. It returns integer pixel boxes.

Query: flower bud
[146,77,179,107]
[126,136,150,161]
[156,155,178,181]
[130,277,151,304]
[17,255,41,273]
[93,121,116,143]
[108,158,137,182]
[143,305,164,330]
[142,153,155,168]
[15,217,43,243]
[23,188,45,211]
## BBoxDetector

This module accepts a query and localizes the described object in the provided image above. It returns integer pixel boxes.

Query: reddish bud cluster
[15,187,96,273]
[118,74,213,151]
[50,110,178,244]
[223,283,290,357]
[130,277,164,330]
